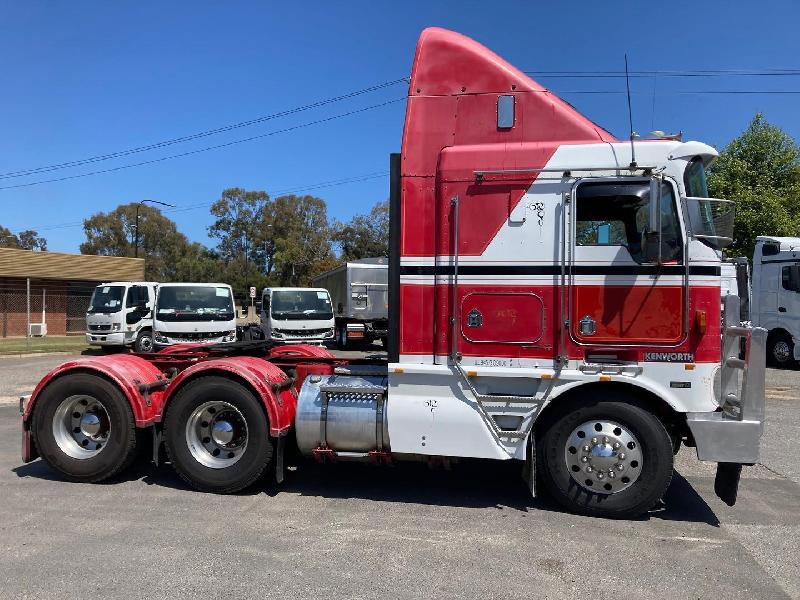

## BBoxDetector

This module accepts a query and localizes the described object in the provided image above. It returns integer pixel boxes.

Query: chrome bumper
[687,295,766,464]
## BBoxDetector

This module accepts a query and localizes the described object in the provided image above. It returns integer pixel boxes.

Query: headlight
[271,330,284,339]
[112,323,121,331]
[324,328,334,338]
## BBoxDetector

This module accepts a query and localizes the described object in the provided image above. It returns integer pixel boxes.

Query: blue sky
[1,1,798,253]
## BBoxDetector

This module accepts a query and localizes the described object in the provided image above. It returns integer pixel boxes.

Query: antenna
[625,54,637,169]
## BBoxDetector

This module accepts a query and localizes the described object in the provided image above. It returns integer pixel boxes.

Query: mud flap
[275,435,285,485]
[714,462,742,506]
[522,434,536,498]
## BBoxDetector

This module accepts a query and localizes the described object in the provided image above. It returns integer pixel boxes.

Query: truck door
[124,285,147,331]
[569,178,686,346]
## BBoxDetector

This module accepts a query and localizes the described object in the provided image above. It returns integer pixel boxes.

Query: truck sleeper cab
[259,287,335,345]
[153,283,237,348]
[19,28,766,520]
[86,282,157,352]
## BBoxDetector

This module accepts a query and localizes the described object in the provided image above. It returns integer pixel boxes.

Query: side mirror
[643,177,663,264]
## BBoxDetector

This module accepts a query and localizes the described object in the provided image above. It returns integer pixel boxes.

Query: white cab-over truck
[85,282,157,352]
[153,283,237,348]
[312,258,388,349]
[752,236,800,367]
[259,287,335,345]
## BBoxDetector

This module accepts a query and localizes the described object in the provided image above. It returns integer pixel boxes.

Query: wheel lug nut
[616,464,624,471]
[608,471,616,478]
[581,456,589,463]
[597,472,604,480]
[583,445,591,452]
[591,437,598,444]
[603,436,608,444]
[613,442,621,449]
[618,453,625,460]
[585,466,593,473]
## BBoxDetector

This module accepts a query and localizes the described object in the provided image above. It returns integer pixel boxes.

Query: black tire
[337,325,349,350]
[32,373,138,482]
[164,376,274,494]
[537,397,673,519]
[767,331,796,368]
[134,329,154,353]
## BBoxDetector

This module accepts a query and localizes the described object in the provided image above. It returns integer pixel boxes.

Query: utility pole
[134,199,175,258]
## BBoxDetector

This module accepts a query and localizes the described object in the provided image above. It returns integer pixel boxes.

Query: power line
[526,68,800,78]
[0,77,408,180]
[24,171,390,232]
[0,99,403,191]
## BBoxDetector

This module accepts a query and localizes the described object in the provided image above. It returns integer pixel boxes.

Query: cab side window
[575,180,682,263]
[126,286,139,308]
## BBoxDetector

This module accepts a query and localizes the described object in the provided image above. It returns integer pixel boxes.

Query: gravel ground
[1,353,798,599]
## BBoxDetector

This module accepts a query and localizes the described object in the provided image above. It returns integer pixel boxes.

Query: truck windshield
[156,286,235,322]
[271,290,333,321]
[683,157,734,249]
[88,285,125,313]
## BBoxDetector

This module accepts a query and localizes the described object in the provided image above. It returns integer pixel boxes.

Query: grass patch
[0,336,89,355]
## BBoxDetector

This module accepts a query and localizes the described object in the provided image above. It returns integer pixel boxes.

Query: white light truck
[752,236,800,367]
[259,287,335,345]
[85,282,157,352]
[153,283,237,348]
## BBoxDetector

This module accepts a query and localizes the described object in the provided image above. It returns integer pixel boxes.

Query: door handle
[779,307,787,313]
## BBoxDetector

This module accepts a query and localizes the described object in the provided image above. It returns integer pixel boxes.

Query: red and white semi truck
[19,28,766,518]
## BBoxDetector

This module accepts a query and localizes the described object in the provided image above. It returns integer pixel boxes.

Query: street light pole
[134,199,175,258]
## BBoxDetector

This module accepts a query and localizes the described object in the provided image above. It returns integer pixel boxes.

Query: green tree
[0,226,47,250]
[332,200,389,261]
[80,203,193,281]
[17,230,47,251]
[708,113,800,257]
[268,194,336,285]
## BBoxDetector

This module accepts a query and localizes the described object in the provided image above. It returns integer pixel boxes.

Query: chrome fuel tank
[295,369,389,456]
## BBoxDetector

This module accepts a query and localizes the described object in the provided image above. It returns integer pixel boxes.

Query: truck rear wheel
[32,373,138,482]
[537,398,673,519]
[164,376,274,494]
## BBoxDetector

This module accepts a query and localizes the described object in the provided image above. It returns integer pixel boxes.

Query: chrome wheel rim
[564,420,643,495]
[185,401,248,469]
[52,395,111,459]
[773,341,790,363]
[138,334,153,353]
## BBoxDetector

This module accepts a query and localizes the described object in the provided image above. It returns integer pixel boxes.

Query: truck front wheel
[32,373,138,482]
[767,331,796,368]
[537,399,673,519]
[164,376,274,493]
[134,330,154,353]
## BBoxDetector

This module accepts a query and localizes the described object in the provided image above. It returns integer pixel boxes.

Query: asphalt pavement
[1,352,798,599]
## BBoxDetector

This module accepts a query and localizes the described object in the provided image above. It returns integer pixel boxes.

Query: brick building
[0,248,144,337]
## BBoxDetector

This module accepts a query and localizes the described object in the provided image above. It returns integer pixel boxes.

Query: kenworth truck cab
[85,282,157,352]
[19,28,766,519]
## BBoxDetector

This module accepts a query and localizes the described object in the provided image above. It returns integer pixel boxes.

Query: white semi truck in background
[258,287,335,345]
[312,258,388,349]
[86,282,157,352]
[751,236,800,367]
[152,283,237,348]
